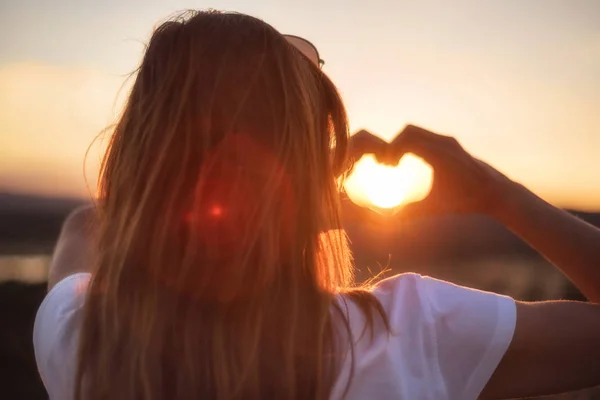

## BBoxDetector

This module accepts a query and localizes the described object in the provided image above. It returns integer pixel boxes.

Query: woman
[34,10,600,400]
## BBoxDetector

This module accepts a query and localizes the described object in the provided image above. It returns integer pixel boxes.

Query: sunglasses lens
[284,35,322,67]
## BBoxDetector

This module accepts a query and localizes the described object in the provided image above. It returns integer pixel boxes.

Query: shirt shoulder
[333,273,516,400]
[33,273,91,400]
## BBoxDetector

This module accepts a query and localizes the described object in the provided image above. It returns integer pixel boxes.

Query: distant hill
[1,193,599,265]
[341,197,600,270]
[0,193,88,254]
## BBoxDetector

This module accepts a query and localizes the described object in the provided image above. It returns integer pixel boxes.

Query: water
[0,255,50,283]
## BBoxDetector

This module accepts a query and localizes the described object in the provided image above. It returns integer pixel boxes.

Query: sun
[344,154,433,211]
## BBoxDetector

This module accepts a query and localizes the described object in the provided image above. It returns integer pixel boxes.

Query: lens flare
[209,205,223,217]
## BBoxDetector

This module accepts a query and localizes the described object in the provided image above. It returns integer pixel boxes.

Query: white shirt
[34,273,516,399]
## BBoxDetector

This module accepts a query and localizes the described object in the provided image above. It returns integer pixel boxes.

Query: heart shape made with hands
[343,131,433,214]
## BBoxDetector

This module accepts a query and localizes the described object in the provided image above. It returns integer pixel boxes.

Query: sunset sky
[1,0,599,210]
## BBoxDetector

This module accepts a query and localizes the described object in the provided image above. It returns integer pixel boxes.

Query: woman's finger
[349,129,389,161]
[389,125,461,168]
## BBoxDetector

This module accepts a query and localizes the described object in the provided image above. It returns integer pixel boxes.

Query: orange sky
[1,0,599,210]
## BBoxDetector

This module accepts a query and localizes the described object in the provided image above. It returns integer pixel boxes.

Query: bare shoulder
[47,204,97,290]
[62,204,96,232]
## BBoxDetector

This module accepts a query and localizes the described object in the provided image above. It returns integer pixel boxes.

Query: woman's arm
[490,182,600,302]
[481,300,600,399]
[47,205,96,290]
[480,182,600,398]
[391,125,600,302]
[390,125,600,398]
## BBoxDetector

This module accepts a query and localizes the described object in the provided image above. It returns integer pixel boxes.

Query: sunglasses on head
[283,34,325,68]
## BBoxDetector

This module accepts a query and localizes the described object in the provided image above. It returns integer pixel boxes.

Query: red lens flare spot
[185,204,224,224]
[209,205,223,217]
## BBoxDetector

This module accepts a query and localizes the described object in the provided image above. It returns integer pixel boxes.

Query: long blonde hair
[76,10,388,400]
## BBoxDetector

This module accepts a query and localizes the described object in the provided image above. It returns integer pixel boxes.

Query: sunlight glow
[344,154,433,211]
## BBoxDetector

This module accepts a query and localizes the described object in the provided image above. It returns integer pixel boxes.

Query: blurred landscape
[1,192,599,399]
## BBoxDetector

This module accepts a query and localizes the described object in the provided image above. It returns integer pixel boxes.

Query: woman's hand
[389,124,600,304]
[347,129,391,168]
[388,125,515,217]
